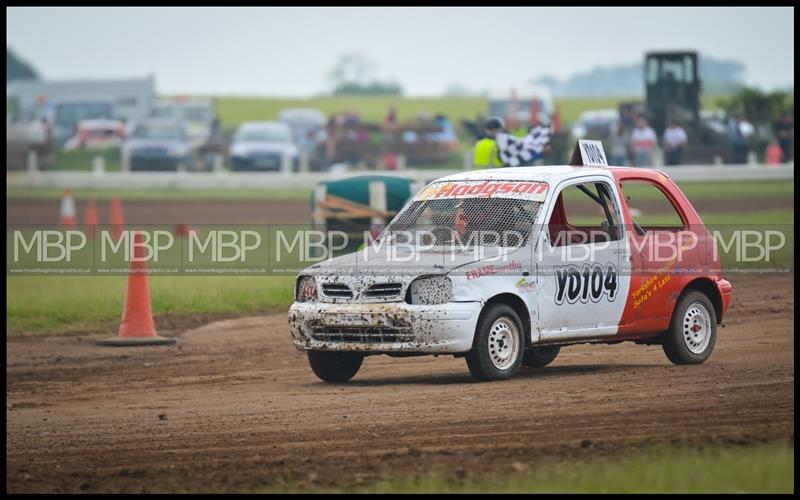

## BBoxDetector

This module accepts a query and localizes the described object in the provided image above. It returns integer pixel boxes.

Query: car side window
[547,181,623,247]
[619,179,685,230]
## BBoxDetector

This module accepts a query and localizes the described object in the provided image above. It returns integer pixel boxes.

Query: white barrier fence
[7,159,794,190]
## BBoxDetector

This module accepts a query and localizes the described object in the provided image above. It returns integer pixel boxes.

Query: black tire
[662,290,717,365]
[522,345,561,368]
[466,304,525,381]
[307,351,364,382]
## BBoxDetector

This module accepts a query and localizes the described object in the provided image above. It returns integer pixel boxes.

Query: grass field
[259,440,794,493]
[7,275,295,336]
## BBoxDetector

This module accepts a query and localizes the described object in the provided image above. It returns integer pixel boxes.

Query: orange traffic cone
[60,189,77,227]
[110,196,125,239]
[96,230,175,346]
[84,198,98,238]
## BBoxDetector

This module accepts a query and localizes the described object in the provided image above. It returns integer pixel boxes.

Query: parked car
[279,108,326,152]
[150,98,216,149]
[124,118,194,171]
[63,119,127,151]
[49,99,115,148]
[229,121,298,171]
[289,142,732,382]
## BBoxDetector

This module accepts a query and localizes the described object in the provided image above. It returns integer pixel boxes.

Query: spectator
[384,106,397,129]
[662,119,688,166]
[609,122,628,166]
[629,116,657,167]
[729,114,755,164]
[773,113,794,162]
[765,140,783,165]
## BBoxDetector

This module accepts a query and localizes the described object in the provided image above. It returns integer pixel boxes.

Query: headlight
[406,275,452,305]
[296,275,318,303]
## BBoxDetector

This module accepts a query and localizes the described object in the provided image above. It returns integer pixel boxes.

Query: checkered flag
[495,125,551,167]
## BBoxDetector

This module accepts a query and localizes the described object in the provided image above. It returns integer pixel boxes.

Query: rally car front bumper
[288,301,482,354]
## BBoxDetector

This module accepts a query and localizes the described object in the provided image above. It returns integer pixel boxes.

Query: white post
[92,155,105,176]
[713,155,723,165]
[311,184,328,259]
[653,148,664,167]
[368,180,388,233]
[463,150,472,170]
[747,151,757,165]
[281,152,292,175]
[120,147,131,173]
[299,151,310,173]
[396,154,407,171]
[213,153,225,173]
[26,150,39,174]
[312,184,327,228]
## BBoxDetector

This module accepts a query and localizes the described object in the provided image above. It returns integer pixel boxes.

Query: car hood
[301,245,521,278]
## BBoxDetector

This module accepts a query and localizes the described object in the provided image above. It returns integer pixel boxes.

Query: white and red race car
[288,142,733,382]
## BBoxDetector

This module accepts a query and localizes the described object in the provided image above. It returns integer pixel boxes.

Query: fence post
[120,147,131,172]
[92,155,105,176]
[311,184,328,259]
[396,154,407,171]
[213,153,225,173]
[299,151,309,173]
[463,150,472,170]
[26,149,39,174]
[281,152,292,175]
[368,180,387,236]
[653,148,664,167]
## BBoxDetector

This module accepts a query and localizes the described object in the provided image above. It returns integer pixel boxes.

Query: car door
[534,178,632,341]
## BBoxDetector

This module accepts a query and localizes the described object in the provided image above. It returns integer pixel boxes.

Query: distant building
[6,75,157,123]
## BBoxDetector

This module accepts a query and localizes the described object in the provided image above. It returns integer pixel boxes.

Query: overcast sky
[6,6,795,96]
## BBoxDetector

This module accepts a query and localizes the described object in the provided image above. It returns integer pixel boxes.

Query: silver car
[229,121,299,171]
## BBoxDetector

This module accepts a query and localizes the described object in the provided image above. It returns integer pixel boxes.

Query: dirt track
[5,272,794,493]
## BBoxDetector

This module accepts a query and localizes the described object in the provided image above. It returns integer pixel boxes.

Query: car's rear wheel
[466,304,524,381]
[662,290,717,365]
[522,345,560,368]
[307,351,364,382]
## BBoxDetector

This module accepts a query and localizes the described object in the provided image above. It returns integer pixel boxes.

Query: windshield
[55,102,112,126]
[381,181,547,248]
[132,124,185,140]
[235,127,292,142]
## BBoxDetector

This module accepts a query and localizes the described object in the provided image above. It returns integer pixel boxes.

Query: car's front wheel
[307,351,364,382]
[662,290,717,365]
[466,304,524,381]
